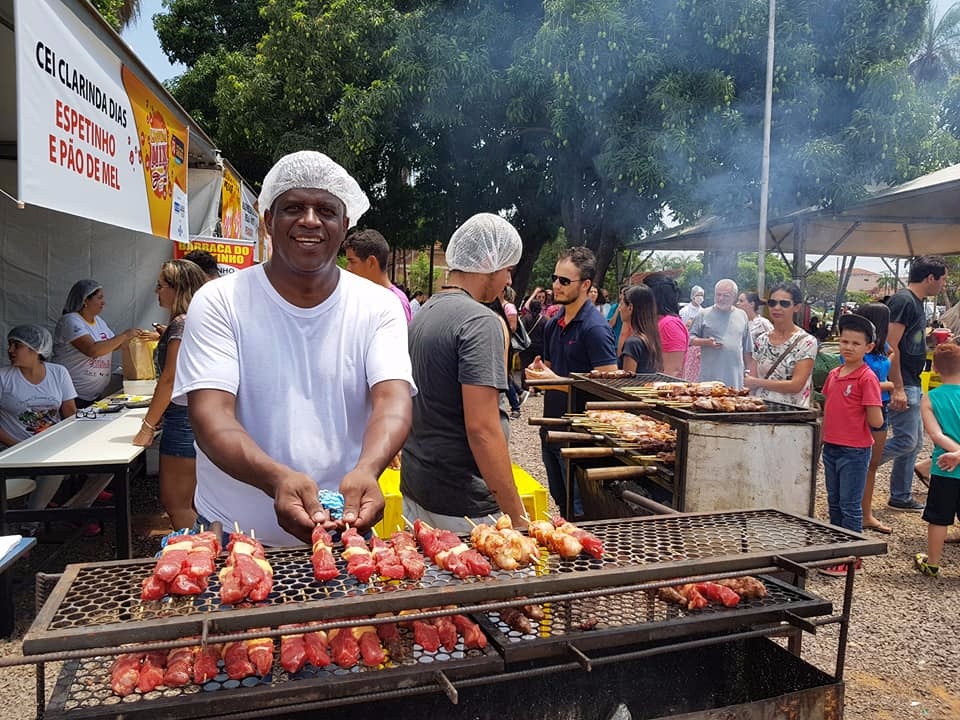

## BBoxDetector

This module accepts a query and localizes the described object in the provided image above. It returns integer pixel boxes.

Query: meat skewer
[311,525,339,582]
[140,530,222,601]
[547,514,605,559]
[219,527,273,604]
[341,526,378,583]
[409,517,491,578]
[466,516,539,570]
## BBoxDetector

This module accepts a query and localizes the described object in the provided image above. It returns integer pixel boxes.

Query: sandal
[914,468,930,488]
[863,521,892,534]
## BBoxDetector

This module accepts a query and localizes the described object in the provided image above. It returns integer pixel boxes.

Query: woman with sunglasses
[736,291,773,351]
[0,325,97,535]
[744,283,818,407]
[131,259,208,531]
[52,279,141,408]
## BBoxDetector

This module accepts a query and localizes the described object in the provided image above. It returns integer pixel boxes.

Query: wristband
[142,418,157,431]
[869,424,884,431]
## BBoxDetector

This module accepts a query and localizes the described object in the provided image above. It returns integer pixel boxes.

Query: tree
[909,1,960,84]
[91,0,140,30]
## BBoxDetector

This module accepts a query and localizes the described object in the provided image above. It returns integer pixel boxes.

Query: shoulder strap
[763,332,806,379]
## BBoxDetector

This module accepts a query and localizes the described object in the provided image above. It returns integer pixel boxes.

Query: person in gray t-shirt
[401,214,528,532]
[689,279,753,389]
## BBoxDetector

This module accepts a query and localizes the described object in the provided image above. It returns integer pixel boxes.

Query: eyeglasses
[766,299,794,308]
[76,408,100,419]
[552,274,584,287]
[155,283,171,291]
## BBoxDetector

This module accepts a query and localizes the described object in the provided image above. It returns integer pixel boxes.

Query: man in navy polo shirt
[526,247,617,518]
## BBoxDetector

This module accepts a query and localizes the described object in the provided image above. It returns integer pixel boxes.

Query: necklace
[440,285,473,299]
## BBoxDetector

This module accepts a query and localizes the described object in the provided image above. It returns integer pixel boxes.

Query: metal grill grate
[571,373,818,421]
[24,510,885,656]
[45,625,500,720]
[478,575,831,663]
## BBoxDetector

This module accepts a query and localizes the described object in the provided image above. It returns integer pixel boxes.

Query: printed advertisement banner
[175,237,256,276]
[15,0,189,242]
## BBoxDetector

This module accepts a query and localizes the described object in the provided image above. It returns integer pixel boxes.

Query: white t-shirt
[52,313,115,401]
[0,364,76,444]
[174,265,416,546]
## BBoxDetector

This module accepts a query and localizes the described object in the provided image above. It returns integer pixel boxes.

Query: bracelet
[142,419,157,431]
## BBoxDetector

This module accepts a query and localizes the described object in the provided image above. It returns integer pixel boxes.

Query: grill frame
[24,510,885,656]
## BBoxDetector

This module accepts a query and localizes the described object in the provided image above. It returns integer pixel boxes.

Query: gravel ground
[2,393,959,719]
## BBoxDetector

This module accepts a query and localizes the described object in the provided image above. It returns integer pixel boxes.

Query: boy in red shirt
[820,314,884,576]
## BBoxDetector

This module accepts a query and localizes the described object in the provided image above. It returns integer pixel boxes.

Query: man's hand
[273,469,327,543]
[889,388,908,412]
[339,468,385,531]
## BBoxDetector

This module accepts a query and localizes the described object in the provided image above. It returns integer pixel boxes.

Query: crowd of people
[3,148,955,583]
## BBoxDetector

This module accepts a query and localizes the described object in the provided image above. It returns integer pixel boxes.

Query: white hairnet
[445,213,522,274]
[258,151,370,228]
[62,279,102,315]
[8,325,54,360]
[691,285,704,299]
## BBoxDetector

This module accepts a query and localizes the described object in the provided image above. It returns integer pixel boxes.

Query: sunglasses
[552,274,584,287]
[766,299,793,308]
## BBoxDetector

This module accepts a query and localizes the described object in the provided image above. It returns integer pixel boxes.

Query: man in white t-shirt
[174,151,416,546]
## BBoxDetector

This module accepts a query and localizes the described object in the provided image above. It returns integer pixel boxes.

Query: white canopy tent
[0,0,249,341]
[629,162,960,278]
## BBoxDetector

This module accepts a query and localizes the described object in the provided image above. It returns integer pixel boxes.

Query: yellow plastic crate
[375,464,548,536]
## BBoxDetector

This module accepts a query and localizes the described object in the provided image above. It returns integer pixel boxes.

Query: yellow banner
[221,168,243,239]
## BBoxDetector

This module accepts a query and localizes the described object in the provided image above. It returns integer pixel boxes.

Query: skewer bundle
[409,517,491,577]
[219,527,273,604]
[467,515,539,570]
[140,530,221,601]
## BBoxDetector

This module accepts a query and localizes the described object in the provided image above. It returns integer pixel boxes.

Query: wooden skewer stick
[400,514,413,530]
[250,528,256,540]
[487,515,499,525]
[463,516,477,528]
[234,521,241,534]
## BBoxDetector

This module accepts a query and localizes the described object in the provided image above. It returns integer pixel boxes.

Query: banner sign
[15,0,189,242]
[175,236,256,276]
[220,167,243,240]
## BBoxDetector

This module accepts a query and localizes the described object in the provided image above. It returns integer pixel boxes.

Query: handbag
[511,317,532,353]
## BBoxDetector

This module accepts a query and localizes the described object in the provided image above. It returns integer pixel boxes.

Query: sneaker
[818,558,861,578]
[510,409,522,420]
[519,390,530,407]
[914,553,940,577]
[887,497,925,512]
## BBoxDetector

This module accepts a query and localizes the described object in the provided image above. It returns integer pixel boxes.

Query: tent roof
[630,163,960,258]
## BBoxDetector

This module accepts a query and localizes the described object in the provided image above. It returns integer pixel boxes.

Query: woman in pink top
[643,273,688,377]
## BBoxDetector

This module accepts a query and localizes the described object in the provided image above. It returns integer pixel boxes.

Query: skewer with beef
[140,530,222,601]
[110,653,144,696]
[163,646,196,687]
[550,515,605,559]
[412,518,491,577]
[194,644,222,683]
[369,534,406,580]
[389,530,427,579]
[311,525,339,582]
[136,650,167,693]
[219,529,273,604]
[715,576,767,598]
[341,526,378,583]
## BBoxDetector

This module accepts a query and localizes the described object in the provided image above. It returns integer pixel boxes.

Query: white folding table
[0,408,149,559]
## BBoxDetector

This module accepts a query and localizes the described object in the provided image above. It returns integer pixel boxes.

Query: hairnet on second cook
[8,324,54,359]
[62,279,103,315]
[445,213,522,274]
[258,151,370,228]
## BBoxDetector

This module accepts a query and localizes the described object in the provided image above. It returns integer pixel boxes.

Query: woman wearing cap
[132,259,208,531]
[744,282,818,408]
[52,280,140,407]
[0,325,99,534]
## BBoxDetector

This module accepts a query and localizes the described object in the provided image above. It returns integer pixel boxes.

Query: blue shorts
[159,405,196,458]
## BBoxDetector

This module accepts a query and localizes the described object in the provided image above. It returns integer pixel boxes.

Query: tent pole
[757,0,776,298]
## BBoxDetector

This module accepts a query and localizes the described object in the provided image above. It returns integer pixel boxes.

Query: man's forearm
[353,407,410,476]
[468,426,525,519]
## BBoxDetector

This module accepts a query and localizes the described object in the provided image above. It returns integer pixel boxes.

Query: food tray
[24,510,885,655]
[43,625,501,720]
[475,575,831,664]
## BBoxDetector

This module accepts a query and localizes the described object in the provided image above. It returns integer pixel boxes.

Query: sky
[117,0,944,276]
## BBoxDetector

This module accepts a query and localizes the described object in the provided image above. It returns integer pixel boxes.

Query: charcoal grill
[9,509,882,719]
[551,373,821,518]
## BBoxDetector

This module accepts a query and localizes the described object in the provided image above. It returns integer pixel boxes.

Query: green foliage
[154,0,958,288]
[846,290,873,306]
[407,251,442,295]
[805,270,842,304]
[90,0,140,30]
[734,254,792,294]
[528,230,569,293]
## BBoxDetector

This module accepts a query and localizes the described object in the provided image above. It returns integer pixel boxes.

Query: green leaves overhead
[155,0,957,287]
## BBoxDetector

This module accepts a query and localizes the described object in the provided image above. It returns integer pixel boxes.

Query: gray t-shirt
[401,290,509,517]
[690,306,752,388]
